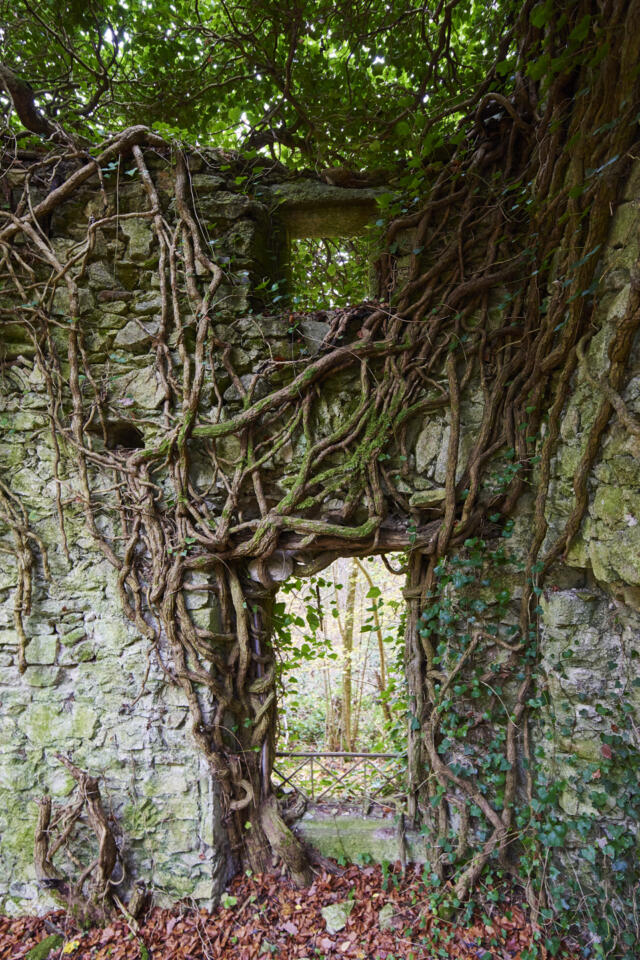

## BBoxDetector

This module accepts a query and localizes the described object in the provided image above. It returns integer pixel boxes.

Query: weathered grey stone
[88,262,118,289]
[24,635,57,665]
[113,319,159,352]
[97,289,134,304]
[298,318,329,355]
[133,295,163,315]
[219,220,259,261]
[121,218,154,260]
[197,192,264,223]
[297,811,429,865]
[59,626,86,647]
[223,373,268,401]
[22,667,63,688]
[112,366,164,409]
[415,420,443,475]
[622,159,640,201]
[266,181,385,238]
[17,702,98,745]
[51,287,93,316]
[189,173,225,191]
[321,899,354,934]
[609,203,639,249]
[409,488,446,508]
[378,903,396,930]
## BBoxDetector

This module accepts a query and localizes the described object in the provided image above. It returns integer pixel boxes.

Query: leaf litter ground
[2,862,579,960]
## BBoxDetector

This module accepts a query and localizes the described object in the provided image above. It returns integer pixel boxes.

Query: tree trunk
[404,553,428,823]
[222,575,312,884]
[355,558,392,723]
[337,562,358,751]
[228,751,312,885]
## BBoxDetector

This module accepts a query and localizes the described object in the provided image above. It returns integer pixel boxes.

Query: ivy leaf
[568,15,591,43]
[530,1,552,28]
[527,54,551,81]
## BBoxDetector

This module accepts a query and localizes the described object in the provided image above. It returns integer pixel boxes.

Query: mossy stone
[26,934,64,959]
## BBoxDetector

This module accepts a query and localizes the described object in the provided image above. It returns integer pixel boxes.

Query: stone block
[22,667,63,688]
[609,203,640,249]
[409,488,446,508]
[591,484,625,522]
[298,318,330,355]
[189,174,225,191]
[133,295,163,316]
[197,191,264,223]
[17,702,98,746]
[88,262,118,289]
[121,218,154,261]
[51,287,93,316]
[59,626,86,647]
[113,319,159,353]
[112,366,164,410]
[24,635,58,666]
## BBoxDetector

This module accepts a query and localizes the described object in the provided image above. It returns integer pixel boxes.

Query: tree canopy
[3,0,516,165]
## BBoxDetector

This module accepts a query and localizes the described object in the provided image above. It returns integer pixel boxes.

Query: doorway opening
[272,554,408,811]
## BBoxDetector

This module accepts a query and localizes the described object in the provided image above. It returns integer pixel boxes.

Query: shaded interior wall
[0,151,639,911]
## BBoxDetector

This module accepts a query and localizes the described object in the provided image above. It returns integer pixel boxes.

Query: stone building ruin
[1,148,639,913]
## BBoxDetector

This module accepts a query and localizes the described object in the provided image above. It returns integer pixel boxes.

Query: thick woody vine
[1,0,640,937]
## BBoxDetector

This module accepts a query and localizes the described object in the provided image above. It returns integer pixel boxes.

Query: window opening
[288,235,373,310]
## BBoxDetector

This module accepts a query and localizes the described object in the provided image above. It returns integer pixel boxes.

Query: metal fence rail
[273,751,407,803]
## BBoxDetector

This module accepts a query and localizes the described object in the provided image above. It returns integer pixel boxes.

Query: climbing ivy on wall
[1,0,640,954]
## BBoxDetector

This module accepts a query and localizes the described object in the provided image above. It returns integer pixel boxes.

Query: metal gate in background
[272,751,407,805]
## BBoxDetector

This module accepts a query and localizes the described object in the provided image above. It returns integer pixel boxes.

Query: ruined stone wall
[539,167,640,860]
[0,153,385,913]
[0,154,270,913]
[1,150,639,913]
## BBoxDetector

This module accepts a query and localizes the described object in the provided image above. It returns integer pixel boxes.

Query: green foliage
[1,0,510,165]
[25,935,64,960]
[274,574,335,675]
[273,558,407,755]
[288,237,372,310]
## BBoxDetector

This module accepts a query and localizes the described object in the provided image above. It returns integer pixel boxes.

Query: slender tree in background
[334,561,358,752]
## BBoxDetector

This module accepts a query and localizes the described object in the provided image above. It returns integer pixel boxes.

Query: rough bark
[0,64,56,137]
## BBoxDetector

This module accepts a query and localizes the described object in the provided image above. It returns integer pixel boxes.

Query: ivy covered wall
[0,149,639,925]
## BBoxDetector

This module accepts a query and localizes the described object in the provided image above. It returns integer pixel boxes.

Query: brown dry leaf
[0,861,582,960]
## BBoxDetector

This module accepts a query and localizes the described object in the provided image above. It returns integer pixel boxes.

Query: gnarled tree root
[34,755,119,925]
